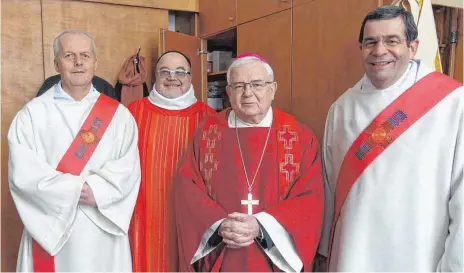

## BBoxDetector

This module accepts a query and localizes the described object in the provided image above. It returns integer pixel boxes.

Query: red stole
[198,107,302,271]
[32,95,119,272]
[328,72,462,267]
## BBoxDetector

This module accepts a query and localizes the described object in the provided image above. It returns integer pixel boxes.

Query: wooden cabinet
[42,0,168,87]
[291,0,378,141]
[80,0,198,12]
[237,10,292,113]
[293,0,314,7]
[237,0,292,24]
[199,0,236,37]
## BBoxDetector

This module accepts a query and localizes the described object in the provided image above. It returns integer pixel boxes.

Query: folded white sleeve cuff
[191,218,225,264]
[254,212,303,272]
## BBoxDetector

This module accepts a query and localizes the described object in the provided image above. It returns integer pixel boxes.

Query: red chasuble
[128,98,215,272]
[172,108,324,272]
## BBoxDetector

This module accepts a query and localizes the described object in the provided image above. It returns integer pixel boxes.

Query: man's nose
[165,71,180,80]
[74,56,84,66]
[242,84,254,96]
[371,41,388,56]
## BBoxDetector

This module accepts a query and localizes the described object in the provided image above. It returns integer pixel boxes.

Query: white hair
[226,56,274,84]
[53,30,97,61]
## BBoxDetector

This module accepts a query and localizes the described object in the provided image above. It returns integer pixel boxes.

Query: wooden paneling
[292,0,378,141]
[293,0,314,7]
[42,0,168,87]
[454,9,463,82]
[79,0,198,12]
[1,1,45,271]
[159,30,203,100]
[378,0,391,5]
[237,10,292,113]
[1,1,169,271]
[237,0,292,24]
[199,0,236,38]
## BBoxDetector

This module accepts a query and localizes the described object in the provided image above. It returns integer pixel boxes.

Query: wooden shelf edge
[208,70,228,76]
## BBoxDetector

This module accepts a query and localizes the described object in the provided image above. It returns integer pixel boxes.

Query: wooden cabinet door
[291,0,378,141]
[199,0,237,38]
[237,10,292,113]
[293,0,314,7]
[237,0,292,24]
[159,29,205,101]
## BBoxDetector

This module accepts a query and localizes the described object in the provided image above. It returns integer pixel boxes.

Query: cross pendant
[241,193,259,215]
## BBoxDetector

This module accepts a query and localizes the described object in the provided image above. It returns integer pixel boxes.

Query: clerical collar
[360,60,416,93]
[228,108,273,128]
[54,81,97,102]
[148,84,197,110]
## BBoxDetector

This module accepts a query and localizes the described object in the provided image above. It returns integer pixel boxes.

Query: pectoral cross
[241,193,259,215]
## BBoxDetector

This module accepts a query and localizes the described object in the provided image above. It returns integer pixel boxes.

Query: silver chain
[235,114,272,193]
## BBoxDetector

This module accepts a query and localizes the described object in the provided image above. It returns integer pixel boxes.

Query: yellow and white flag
[392,0,442,72]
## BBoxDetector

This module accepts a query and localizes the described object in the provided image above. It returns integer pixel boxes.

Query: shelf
[208,70,227,76]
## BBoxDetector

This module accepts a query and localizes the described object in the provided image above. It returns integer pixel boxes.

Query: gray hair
[226,56,274,84]
[53,30,97,60]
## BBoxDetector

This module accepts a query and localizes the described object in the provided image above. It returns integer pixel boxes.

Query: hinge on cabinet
[197,49,208,55]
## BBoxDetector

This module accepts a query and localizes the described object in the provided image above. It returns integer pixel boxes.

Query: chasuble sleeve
[82,107,141,235]
[8,106,85,255]
[437,108,463,272]
[261,126,325,271]
[318,105,335,258]
[172,126,229,272]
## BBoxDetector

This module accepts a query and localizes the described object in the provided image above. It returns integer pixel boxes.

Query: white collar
[228,108,273,128]
[148,84,197,110]
[54,81,97,101]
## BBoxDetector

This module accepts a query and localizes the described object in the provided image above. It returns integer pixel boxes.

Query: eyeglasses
[361,36,407,49]
[228,81,274,93]
[157,68,191,79]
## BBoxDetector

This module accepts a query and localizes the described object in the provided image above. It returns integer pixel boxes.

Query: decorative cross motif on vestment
[278,125,298,150]
[280,154,299,182]
[202,125,221,149]
[201,125,221,181]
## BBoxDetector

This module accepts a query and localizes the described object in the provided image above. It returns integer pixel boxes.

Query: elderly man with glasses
[171,53,324,272]
[320,5,463,271]
[128,50,215,272]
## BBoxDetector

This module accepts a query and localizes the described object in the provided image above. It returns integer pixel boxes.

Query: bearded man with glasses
[172,53,324,272]
[128,50,215,272]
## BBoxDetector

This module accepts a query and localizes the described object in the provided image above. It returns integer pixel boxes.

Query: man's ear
[226,85,231,98]
[270,82,277,100]
[54,59,60,73]
[409,39,419,59]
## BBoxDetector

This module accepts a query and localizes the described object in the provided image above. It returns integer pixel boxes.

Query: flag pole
[448,8,458,78]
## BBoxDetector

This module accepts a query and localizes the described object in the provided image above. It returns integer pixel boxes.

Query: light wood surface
[237,10,292,113]
[1,1,44,271]
[291,0,378,141]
